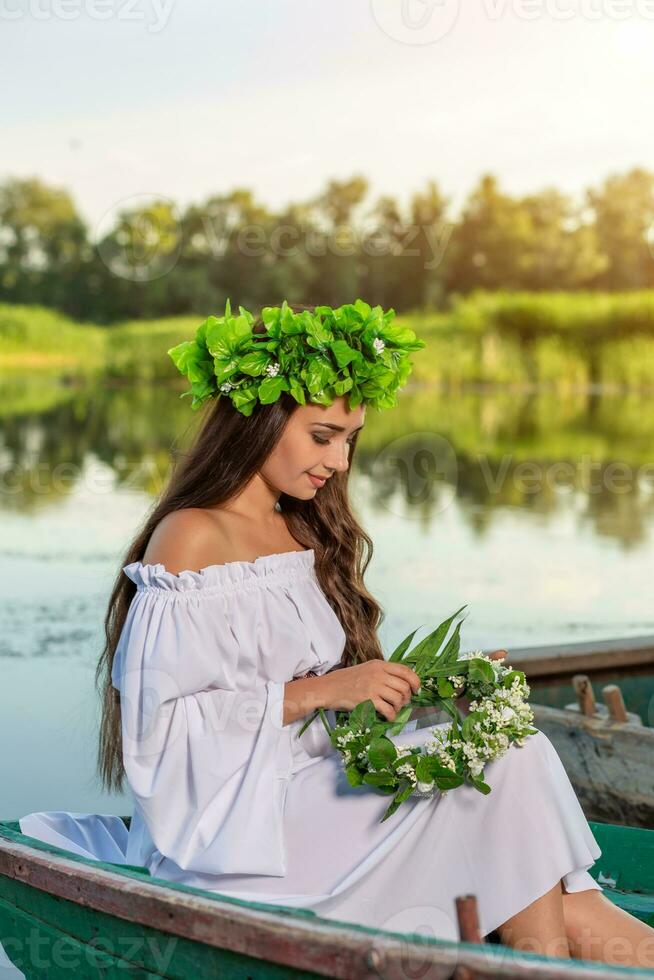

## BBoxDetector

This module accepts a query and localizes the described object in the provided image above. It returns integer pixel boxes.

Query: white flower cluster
[467,675,534,750]
[423,729,459,772]
[265,362,281,377]
[421,671,534,784]
[421,673,466,693]
[219,381,233,393]
[458,649,484,661]
[337,726,372,765]
[373,337,385,355]
[396,762,417,783]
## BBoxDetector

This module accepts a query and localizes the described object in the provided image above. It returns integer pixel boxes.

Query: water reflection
[3,381,654,547]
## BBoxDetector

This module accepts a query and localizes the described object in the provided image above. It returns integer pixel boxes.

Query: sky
[2,0,654,235]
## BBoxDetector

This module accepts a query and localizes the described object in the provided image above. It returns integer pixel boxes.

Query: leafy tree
[1,167,654,322]
[306,175,369,305]
[587,168,654,289]
[444,174,534,293]
[520,188,606,289]
[0,177,89,314]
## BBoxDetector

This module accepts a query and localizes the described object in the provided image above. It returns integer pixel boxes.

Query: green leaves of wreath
[167,298,426,415]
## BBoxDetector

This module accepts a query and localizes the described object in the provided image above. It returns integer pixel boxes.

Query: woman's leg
[495,880,654,967]
[561,888,654,968]
[495,880,571,958]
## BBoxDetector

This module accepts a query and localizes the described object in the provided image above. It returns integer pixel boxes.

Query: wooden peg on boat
[455,894,483,943]
[572,674,597,717]
[602,684,628,723]
[454,895,483,980]
[600,684,643,725]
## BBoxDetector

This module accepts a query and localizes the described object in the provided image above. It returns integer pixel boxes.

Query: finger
[373,697,397,722]
[380,685,405,712]
[384,661,421,693]
[382,675,414,702]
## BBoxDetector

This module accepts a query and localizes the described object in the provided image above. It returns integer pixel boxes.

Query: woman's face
[261,396,366,499]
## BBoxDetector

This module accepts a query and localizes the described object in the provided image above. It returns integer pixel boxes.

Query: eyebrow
[312,422,365,434]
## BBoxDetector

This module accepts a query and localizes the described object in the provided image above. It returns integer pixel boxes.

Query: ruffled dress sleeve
[112,551,340,878]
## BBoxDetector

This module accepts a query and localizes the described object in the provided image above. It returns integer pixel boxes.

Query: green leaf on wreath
[363,772,397,791]
[388,627,421,663]
[386,704,414,736]
[470,775,491,794]
[348,699,377,732]
[258,376,288,404]
[436,678,455,698]
[467,658,495,685]
[345,765,364,787]
[238,351,272,376]
[367,736,398,769]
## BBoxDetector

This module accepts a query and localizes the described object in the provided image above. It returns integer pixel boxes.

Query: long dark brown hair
[95,302,386,793]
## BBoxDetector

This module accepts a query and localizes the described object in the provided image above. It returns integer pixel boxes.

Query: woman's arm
[283,674,329,726]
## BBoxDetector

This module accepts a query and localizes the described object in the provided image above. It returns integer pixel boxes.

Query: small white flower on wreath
[373,337,385,355]
[265,361,280,378]
[219,382,233,393]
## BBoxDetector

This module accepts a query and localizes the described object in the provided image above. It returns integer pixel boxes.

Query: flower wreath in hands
[298,606,538,822]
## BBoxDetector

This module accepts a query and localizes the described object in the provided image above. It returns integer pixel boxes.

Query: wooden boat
[0,817,653,979]
[501,637,654,830]
[531,689,654,829]
[405,635,654,830]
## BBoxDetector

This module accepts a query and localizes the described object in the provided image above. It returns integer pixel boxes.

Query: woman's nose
[325,443,349,473]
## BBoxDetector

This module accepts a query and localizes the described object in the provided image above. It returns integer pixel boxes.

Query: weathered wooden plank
[506,635,654,681]
[532,703,654,828]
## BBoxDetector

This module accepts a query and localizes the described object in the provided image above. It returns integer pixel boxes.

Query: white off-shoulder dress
[19,548,603,941]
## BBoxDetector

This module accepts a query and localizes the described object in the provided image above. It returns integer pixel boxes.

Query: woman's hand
[319,659,421,722]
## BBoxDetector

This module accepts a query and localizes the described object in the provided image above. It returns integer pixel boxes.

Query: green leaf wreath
[297,606,538,822]
[167,298,426,415]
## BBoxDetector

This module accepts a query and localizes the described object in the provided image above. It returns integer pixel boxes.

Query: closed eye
[312,434,356,447]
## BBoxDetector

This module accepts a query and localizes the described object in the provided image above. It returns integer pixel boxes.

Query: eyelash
[312,434,356,447]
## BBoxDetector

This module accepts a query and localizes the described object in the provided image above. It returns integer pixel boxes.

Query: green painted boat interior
[530,671,654,726]
[0,818,653,978]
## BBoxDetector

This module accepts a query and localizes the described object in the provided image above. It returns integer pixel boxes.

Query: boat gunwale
[0,829,649,979]
[506,635,654,680]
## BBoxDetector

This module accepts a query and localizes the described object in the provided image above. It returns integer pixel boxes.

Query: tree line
[1,168,653,324]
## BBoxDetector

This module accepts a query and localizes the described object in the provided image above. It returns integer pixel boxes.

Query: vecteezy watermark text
[0,0,175,32]
[371,0,654,47]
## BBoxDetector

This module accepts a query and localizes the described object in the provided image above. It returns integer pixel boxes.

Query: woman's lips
[307,473,326,488]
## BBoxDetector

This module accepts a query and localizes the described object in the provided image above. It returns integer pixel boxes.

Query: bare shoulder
[143,509,228,575]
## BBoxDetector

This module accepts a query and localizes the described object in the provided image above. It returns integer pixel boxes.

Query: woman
[21,300,654,966]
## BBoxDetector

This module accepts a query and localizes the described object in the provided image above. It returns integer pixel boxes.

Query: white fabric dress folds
[19,549,603,941]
